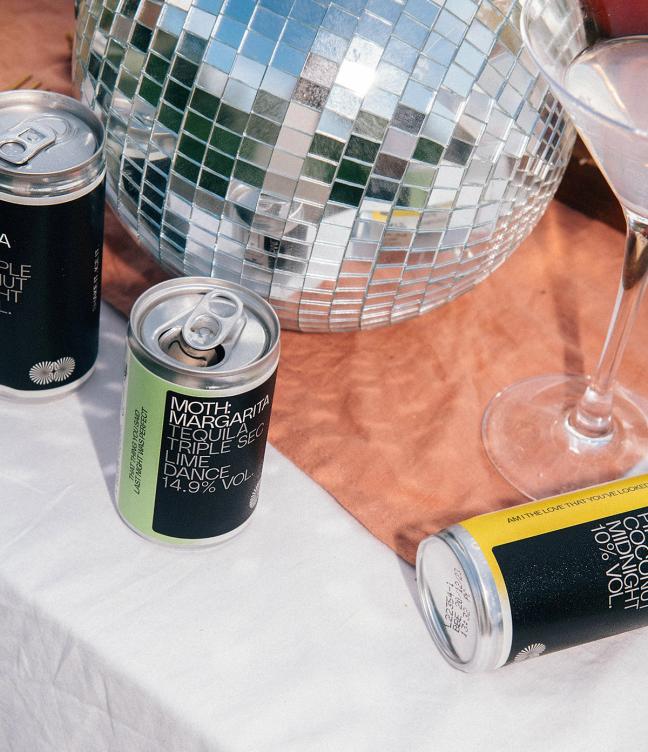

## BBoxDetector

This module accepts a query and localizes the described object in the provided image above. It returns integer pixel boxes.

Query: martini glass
[482,0,648,499]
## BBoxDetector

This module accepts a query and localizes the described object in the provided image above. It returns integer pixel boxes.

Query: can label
[117,351,277,543]
[0,184,104,391]
[461,476,648,664]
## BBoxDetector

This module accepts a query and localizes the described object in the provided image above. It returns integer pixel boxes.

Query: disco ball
[74,0,574,331]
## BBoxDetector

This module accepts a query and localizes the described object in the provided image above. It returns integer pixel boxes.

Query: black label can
[417,476,648,671]
[116,278,280,546]
[0,90,105,397]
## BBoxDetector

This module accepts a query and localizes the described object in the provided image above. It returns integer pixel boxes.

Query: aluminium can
[0,90,105,398]
[417,475,648,671]
[116,277,280,546]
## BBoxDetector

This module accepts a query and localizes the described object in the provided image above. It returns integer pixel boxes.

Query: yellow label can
[416,476,648,671]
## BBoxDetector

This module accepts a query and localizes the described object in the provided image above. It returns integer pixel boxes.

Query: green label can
[116,278,280,546]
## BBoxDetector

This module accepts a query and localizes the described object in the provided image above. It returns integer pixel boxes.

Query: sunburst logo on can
[249,480,261,510]
[514,643,547,662]
[52,357,75,382]
[29,361,56,385]
[29,356,75,385]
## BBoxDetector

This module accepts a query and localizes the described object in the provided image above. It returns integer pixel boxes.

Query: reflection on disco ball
[74,0,574,331]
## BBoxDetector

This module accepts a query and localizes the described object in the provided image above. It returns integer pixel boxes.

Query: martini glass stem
[569,213,648,440]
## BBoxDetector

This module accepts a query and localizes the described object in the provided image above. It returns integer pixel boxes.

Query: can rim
[416,526,510,672]
[129,277,280,388]
[0,90,105,196]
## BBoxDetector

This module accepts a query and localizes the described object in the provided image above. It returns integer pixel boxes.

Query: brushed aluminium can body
[417,476,648,671]
[0,90,105,398]
[116,278,280,546]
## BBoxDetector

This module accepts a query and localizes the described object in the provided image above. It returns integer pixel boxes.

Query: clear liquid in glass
[564,35,648,215]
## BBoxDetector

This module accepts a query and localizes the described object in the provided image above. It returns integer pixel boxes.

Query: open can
[116,278,280,546]
[0,90,105,398]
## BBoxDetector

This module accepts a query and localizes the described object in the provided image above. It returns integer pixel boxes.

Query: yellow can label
[460,476,648,663]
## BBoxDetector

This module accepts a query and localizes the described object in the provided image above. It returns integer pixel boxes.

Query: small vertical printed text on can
[116,278,280,546]
[0,90,105,398]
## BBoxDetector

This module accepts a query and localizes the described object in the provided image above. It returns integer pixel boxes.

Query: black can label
[494,506,648,662]
[461,477,648,664]
[0,183,104,392]
[117,351,277,543]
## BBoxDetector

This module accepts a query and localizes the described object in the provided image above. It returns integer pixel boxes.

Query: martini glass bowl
[482,0,648,499]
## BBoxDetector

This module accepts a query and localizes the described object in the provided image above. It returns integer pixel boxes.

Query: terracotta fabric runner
[4,1,645,565]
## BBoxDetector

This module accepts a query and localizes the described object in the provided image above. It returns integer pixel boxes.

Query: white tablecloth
[1,305,646,751]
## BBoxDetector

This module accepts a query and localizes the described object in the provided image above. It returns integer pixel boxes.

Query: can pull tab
[181,291,247,352]
[0,121,57,166]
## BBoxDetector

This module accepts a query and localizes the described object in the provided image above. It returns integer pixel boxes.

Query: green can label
[117,351,277,544]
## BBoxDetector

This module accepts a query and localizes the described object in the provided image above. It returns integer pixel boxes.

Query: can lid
[416,527,510,672]
[0,90,105,199]
[130,278,280,389]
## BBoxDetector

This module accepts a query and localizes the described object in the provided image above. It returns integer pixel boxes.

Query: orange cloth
[4,1,642,564]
